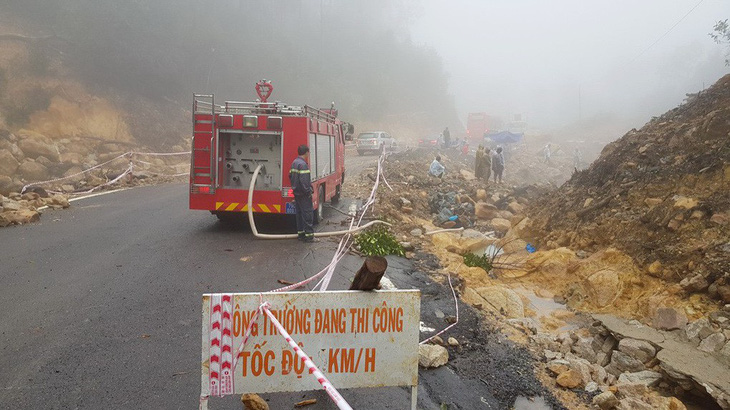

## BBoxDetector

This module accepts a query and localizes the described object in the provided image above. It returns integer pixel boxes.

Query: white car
[356,131,396,155]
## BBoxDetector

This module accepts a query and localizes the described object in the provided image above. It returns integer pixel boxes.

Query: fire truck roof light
[243,115,258,128]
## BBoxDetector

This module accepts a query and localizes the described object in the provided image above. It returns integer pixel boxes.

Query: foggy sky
[410,0,729,133]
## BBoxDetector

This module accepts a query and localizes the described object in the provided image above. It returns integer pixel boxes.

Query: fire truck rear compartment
[220,132,282,191]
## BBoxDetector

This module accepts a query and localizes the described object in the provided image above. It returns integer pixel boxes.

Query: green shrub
[355,225,405,257]
[463,252,492,271]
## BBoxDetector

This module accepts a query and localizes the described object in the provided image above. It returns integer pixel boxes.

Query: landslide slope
[528,74,730,302]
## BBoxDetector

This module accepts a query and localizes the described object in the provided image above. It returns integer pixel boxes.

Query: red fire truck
[189,81,347,224]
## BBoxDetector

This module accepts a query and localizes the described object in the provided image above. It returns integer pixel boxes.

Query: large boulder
[583,269,621,308]
[1,209,40,224]
[698,332,726,353]
[653,307,688,330]
[418,344,448,368]
[556,369,583,388]
[463,286,524,318]
[17,160,49,182]
[605,350,645,376]
[475,202,499,220]
[17,130,60,162]
[240,393,269,410]
[490,218,512,234]
[0,149,19,175]
[618,338,656,363]
[0,175,14,195]
[617,370,663,387]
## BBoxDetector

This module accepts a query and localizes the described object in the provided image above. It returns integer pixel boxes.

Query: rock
[583,198,594,208]
[572,337,597,363]
[710,212,728,226]
[402,206,413,214]
[400,242,414,251]
[2,209,40,224]
[476,189,487,201]
[0,149,20,175]
[474,202,499,220]
[685,318,714,342]
[617,370,663,387]
[442,221,457,228]
[2,198,22,211]
[61,184,75,193]
[459,169,476,181]
[645,198,662,208]
[18,133,60,162]
[556,369,583,389]
[593,391,620,410]
[399,197,412,207]
[653,307,688,330]
[698,332,726,353]
[496,210,514,220]
[544,350,561,361]
[584,381,598,392]
[605,351,645,376]
[0,175,14,195]
[647,261,663,277]
[490,218,511,234]
[618,338,656,363]
[616,382,649,398]
[46,194,70,209]
[507,202,524,214]
[458,229,491,252]
[565,355,594,386]
[583,269,620,308]
[721,341,730,358]
[546,359,570,375]
[616,397,653,410]
[431,335,444,345]
[447,337,459,346]
[673,196,698,210]
[241,393,269,410]
[17,161,49,182]
[680,273,709,293]
[418,344,448,368]
[462,286,524,318]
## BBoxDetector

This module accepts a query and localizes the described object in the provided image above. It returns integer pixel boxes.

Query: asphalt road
[0,150,553,410]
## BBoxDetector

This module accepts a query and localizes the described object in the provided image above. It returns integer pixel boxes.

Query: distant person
[442,127,451,148]
[461,138,469,155]
[543,143,552,163]
[474,145,485,178]
[492,146,505,184]
[289,145,316,243]
[482,146,492,182]
[429,155,445,178]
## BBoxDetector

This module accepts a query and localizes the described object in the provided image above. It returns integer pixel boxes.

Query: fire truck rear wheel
[313,185,325,224]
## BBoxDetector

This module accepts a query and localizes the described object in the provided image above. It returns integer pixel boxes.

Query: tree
[710,19,730,65]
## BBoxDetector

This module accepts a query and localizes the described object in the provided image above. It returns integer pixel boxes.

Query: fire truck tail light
[218,115,234,128]
[243,115,258,128]
[268,116,282,130]
[282,187,294,198]
[199,186,210,194]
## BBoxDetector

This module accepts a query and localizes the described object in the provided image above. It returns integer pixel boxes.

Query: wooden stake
[349,256,388,291]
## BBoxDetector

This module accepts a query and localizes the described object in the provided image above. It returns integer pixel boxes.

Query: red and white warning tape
[20,151,189,194]
[262,303,353,410]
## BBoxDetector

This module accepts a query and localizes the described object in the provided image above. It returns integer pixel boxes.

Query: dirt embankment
[526,74,730,306]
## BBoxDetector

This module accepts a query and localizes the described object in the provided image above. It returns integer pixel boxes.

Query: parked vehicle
[356,131,395,155]
[190,80,347,225]
[418,135,440,149]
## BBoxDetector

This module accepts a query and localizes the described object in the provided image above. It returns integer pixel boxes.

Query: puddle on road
[513,396,551,410]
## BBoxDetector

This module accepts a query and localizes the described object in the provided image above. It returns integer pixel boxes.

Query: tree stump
[349,256,388,291]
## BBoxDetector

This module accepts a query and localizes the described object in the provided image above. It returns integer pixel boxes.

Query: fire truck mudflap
[190,80,347,223]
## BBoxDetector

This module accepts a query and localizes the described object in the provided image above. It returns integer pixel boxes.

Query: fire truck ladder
[192,94,219,193]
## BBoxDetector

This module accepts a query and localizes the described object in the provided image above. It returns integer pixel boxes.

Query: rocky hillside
[527,74,730,303]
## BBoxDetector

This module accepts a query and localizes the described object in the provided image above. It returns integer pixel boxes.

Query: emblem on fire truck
[255,79,274,103]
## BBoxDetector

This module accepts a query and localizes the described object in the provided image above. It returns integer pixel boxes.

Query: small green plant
[355,225,405,257]
[463,252,493,271]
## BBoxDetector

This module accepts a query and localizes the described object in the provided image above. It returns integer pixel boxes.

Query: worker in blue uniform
[289,145,316,242]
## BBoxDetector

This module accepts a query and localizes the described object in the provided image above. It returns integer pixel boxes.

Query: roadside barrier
[20,151,190,194]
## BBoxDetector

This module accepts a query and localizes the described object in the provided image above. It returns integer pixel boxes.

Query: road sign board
[201,290,421,398]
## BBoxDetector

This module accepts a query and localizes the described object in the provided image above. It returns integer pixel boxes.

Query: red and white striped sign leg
[220,294,234,395]
[208,294,222,397]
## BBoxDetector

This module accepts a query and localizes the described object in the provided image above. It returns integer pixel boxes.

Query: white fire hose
[246,164,390,239]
